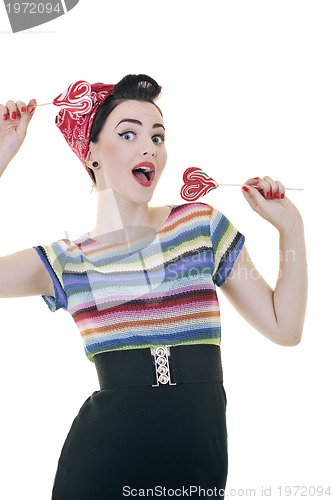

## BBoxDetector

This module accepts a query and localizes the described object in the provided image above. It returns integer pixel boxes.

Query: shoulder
[36,236,87,261]
[165,203,228,237]
[169,202,216,218]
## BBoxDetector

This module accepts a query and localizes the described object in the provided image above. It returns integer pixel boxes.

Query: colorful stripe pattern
[34,203,245,361]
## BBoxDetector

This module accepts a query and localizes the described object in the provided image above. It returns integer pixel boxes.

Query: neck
[90,187,152,239]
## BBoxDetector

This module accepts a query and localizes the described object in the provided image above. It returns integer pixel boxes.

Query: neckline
[79,205,176,245]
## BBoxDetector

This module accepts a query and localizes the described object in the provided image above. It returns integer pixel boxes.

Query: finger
[0,103,9,121]
[16,99,37,135]
[27,98,37,115]
[5,100,19,121]
[241,184,269,216]
[243,177,261,186]
[263,175,279,199]
[244,177,272,199]
[276,179,285,199]
[16,100,28,115]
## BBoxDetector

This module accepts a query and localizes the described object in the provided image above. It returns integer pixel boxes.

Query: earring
[92,161,99,168]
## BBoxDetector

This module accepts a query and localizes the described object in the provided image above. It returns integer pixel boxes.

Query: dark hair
[88,74,162,183]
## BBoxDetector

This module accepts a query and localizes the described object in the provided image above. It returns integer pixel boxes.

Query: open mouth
[132,163,155,186]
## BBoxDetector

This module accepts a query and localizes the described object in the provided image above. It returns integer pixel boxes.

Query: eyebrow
[115,118,165,130]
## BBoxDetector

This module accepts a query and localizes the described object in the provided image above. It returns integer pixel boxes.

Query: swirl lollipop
[28,80,94,114]
[181,167,218,201]
[181,167,303,201]
[53,80,93,114]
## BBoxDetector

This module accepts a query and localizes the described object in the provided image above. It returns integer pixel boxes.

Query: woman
[0,74,307,499]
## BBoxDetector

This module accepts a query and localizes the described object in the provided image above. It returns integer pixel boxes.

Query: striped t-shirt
[34,203,245,361]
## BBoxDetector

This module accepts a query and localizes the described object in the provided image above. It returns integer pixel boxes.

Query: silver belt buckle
[151,346,177,387]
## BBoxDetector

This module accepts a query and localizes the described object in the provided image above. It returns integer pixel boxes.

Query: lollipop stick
[217,183,243,187]
[27,102,52,108]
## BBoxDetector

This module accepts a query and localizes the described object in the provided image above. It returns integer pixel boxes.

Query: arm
[221,176,307,346]
[0,98,54,298]
[0,249,54,298]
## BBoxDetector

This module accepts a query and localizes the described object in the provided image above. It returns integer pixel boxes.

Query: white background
[0,1,332,498]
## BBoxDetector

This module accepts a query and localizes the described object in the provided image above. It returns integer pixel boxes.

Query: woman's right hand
[0,98,36,176]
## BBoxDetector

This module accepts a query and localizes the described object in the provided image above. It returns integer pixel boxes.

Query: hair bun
[113,74,161,102]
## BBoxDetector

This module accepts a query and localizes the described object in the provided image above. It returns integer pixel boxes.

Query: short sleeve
[210,206,245,287]
[34,241,69,312]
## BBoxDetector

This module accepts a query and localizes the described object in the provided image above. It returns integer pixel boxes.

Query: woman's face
[89,100,167,203]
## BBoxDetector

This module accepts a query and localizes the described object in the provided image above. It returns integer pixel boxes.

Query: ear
[86,141,99,163]
[86,149,93,163]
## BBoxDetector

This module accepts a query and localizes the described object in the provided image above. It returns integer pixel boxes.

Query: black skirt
[52,345,228,499]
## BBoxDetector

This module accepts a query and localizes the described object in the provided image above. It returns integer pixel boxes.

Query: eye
[152,134,165,144]
[118,131,136,140]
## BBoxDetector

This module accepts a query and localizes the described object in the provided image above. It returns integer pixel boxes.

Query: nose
[142,138,156,157]
[143,150,155,156]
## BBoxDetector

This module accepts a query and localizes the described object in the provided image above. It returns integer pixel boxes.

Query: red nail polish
[21,107,27,113]
[242,186,249,192]
[3,113,8,121]
[281,193,285,199]
[273,192,279,199]
[266,192,271,198]
[11,112,17,120]
[253,177,260,180]
[29,107,35,114]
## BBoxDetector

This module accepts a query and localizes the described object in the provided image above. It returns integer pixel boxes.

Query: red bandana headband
[54,81,115,177]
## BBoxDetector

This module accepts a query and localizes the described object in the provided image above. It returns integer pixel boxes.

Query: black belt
[94,344,223,389]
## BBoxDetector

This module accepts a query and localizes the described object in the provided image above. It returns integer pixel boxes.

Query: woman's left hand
[241,176,302,234]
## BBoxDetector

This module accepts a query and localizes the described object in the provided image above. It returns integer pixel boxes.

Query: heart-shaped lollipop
[28,80,94,114]
[53,80,93,114]
[181,167,218,201]
[180,167,303,201]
